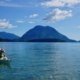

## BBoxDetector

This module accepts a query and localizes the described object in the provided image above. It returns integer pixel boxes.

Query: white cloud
[41,0,65,7]
[28,21,35,24]
[0,1,27,8]
[0,19,16,28]
[29,14,39,18]
[16,20,25,23]
[41,0,80,7]
[16,14,39,24]
[44,8,72,22]
[63,0,80,6]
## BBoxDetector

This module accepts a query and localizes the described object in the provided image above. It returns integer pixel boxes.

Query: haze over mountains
[0,25,76,42]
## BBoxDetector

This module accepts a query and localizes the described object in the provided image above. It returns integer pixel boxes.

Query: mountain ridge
[0,32,20,41]
[0,25,76,42]
[21,25,76,42]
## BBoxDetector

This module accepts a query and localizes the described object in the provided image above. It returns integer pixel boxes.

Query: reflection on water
[0,60,11,80]
[0,60,11,68]
[0,42,80,80]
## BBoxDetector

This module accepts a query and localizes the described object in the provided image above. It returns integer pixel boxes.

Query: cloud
[44,8,73,22]
[41,0,65,7]
[63,0,80,6]
[28,21,35,24]
[16,20,25,23]
[0,1,28,8]
[41,0,80,7]
[0,19,16,28]
[29,14,39,18]
[16,14,39,24]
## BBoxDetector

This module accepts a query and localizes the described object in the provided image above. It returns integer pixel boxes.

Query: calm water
[0,42,80,80]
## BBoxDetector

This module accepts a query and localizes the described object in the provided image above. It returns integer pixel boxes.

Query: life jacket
[0,50,4,58]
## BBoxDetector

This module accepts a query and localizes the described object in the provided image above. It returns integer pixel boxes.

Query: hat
[0,48,3,51]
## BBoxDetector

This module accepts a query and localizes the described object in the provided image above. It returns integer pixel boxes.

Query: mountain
[0,32,19,41]
[21,25,75,42]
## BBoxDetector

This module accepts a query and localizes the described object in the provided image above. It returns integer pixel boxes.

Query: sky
[0,0,80,40]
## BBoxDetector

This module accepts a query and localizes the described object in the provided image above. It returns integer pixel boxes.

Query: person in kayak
[0,48,6,60]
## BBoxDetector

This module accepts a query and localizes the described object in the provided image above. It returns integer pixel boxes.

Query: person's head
[0,48,4,53]
[0,48,3,51]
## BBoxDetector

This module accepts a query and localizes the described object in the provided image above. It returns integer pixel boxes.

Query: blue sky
[0,0,80,40]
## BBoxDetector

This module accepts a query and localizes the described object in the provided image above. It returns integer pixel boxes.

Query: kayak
[0,56,10,63]
[0,56,9,60]
[0,60,10,66]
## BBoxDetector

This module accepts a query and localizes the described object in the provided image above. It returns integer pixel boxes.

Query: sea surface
[0,42,80,80]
